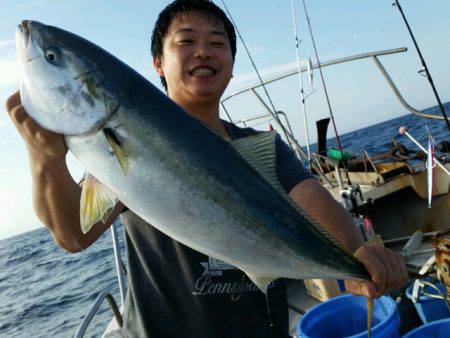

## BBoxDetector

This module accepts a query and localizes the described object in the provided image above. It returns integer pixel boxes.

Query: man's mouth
[189,66,217,77]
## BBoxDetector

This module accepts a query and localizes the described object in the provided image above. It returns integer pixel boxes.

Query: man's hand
[345,243,408,297]
[6,90,67,161]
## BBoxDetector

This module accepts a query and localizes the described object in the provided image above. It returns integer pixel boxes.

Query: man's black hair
[151,0,237,91]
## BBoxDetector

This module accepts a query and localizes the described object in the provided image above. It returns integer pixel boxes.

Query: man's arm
[289,178,408,297]
[6,91,122,252]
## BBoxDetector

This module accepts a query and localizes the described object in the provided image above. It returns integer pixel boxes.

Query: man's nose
[193,42,212,58]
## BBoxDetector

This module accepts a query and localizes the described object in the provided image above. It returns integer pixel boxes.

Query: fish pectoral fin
[245,272,277,294]
[80,173,117,234]
[104,127,129,176]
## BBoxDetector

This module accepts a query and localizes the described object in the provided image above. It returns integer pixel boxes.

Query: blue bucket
[402,318,450,337]
[297,294,400,338]
[405,282,450,324]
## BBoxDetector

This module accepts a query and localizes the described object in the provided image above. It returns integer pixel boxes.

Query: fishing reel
[339,184,373,217]
[389,142,426,162]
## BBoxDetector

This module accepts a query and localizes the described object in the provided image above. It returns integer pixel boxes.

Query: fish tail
[367,297,373,338]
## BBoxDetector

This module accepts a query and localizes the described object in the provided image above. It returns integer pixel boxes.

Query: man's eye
[211,42,224,46]
[179,39,193,44]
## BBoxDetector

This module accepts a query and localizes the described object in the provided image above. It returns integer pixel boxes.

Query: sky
[0,0,449,240]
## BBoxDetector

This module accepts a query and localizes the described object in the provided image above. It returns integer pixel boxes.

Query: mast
[291,0,312,170]
[393,0,450,133]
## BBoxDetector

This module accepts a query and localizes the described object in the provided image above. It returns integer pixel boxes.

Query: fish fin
[231,132,353,256]
[245,272,277,294]
[230,131,284,193]
[104,128,129,176]
[80,173,116,234]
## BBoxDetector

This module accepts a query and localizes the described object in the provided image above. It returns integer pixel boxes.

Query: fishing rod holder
[411,280,450,312]
[339,184,373,216]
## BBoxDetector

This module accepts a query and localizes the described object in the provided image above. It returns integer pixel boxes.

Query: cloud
[0,39,15,49]
[225,61,304,96]
[0,38,16,59]
[18,0,46,11]
[0,38,19,93]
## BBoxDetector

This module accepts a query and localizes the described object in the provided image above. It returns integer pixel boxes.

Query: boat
[220,47,450,241]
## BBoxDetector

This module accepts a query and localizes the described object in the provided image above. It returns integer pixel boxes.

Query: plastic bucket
[297,294,400,338]
[405,282,450,324]
[402,318,450,337]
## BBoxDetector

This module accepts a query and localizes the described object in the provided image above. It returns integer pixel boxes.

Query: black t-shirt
[121,122,314,338]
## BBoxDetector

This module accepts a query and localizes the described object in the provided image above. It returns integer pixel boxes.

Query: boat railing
[74,290,123,338]
[74,220,127,337]
[362,150,378,174]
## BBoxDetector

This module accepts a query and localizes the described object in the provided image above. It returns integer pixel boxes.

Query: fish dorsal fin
[230,131,286,196]
[230,132,351,254]
[80,173,117,234]
[245,271,277,294]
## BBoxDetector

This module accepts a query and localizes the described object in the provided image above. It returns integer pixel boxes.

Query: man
[6,1,407,337]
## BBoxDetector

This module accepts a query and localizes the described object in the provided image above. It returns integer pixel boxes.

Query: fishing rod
[300,0,352,184]
[290,0,312,171]
[392,0,450,133]
[219,0,293,150]
[219,0,317,167]
[218,1,335,186]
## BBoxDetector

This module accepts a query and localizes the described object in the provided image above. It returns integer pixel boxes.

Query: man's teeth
[191,68,215,76]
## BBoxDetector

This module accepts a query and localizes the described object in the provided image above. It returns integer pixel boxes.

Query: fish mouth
[16,21,29,52]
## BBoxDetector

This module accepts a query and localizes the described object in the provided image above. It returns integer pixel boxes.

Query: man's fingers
[10,104,29,124]
[355,245,388,295]
[5,90,21,113]
[345,279,377,297]
[393,251,408,287]
[377,248,397,292]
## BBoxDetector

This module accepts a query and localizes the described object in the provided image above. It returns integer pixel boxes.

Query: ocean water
[0,105,449,338]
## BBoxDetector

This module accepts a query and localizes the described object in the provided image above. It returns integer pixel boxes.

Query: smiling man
[5,0,408,337]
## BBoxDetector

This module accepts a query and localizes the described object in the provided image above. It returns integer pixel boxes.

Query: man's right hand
[6,90,121,252]
[5,90,67,162]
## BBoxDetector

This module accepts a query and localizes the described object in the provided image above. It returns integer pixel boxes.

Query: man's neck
[171,97,230,139]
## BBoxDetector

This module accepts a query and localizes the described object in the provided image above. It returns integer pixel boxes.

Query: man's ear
[153,57,164,77]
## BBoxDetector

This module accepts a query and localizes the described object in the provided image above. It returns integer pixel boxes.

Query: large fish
[16,20,371,294]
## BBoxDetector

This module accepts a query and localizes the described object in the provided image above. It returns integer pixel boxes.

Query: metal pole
[111,221,126,306]
[251,89,302,158]
[393,0,450,132]
[291,0,312,170]
[220,102,233,123]
[399,126,450,176]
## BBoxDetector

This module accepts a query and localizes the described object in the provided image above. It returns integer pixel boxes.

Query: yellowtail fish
[16,20,372,297]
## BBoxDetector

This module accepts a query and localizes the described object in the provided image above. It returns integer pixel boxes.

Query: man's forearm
[289,179,363,253]
[30,155,86,251]
[30,155,123,252]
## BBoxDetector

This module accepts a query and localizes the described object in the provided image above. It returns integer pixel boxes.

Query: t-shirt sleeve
[275,134,315,193]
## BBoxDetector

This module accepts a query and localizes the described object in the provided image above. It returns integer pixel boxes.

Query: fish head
[16,20,113,135]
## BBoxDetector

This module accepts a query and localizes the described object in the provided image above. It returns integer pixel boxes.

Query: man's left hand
[344,243,408,298]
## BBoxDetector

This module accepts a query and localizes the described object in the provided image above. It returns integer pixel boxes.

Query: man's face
[154,11,234,104]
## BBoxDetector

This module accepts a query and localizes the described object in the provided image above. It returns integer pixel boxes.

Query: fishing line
[219,0,294,150]
[300,0,352,184]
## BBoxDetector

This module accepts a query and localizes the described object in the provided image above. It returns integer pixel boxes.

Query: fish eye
[45,48,60,63]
